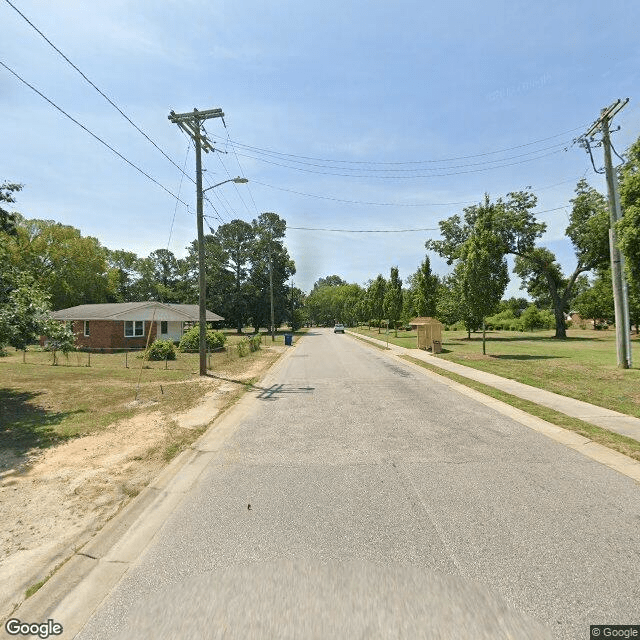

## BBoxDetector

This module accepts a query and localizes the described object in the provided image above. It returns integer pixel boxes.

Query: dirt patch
[0,347,283,616]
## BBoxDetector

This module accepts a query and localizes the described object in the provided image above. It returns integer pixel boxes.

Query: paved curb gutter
[3,340,301,639]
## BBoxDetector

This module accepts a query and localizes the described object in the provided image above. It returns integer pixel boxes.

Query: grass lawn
[351,326,640,418]
[0,330,290,457]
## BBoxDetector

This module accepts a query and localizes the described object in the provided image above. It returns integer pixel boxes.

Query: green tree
[0,181,22,237]
[43,318,75,365]
[520,304,544,331]
[304,282,364,327]
[617,135,640,286]
[428,185,610,338]
[105,249,139,302]
[313,275,348,290]
[458,202,509,353]
[129,249,182,303]
[400,287,416,327]
[216,219,255,333]
[411,255,439,318]
[516,180,609,337]
[183,233,230,317]
[436,268,480,335]
[368,275,387,333]
[249,212,296,331]
[0,276,52,361]
[629,280,640,334]
[383,267,403,336]
[573,269,615,328]
[498,297,530,318]
[6,217,112,309]
[289,286,307,330]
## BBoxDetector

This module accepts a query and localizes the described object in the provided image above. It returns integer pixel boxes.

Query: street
[76,329,640,639]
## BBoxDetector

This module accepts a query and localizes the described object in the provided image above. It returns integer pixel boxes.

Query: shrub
[179,325,227,352]
[485,309,516,331]
[539,310,556,330]
[237,338,250,357]
[43,319,76,365]
[521,305,543,331]
[249,334,261,352]
[146,339,176,361]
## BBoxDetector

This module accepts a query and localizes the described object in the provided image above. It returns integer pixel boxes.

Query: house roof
[410,316,442,325]
[51,302,223,322]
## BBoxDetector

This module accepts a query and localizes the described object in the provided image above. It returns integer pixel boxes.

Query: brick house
[42,302,223,351]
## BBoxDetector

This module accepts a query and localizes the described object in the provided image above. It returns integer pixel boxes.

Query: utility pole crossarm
[584,98,629,139]
[168,108,224,122]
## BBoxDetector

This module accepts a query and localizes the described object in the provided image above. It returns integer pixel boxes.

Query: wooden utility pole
[580,99,632,369]
[269,240,275,342]
[168,108,224,375]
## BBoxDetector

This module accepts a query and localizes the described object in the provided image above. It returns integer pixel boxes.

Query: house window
[84,321,90,337]
[124,321,144,337]
[160,321,168,335]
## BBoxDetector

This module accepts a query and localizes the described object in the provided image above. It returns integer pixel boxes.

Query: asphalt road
[75,329,640,639]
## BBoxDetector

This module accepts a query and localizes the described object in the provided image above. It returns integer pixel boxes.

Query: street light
[203,176,248,193]
[197,176,249,375]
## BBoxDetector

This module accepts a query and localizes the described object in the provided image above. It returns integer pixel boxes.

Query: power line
[4,0,195,185]
[279,207,570,234]
[230,140,572,173]
[174,128,233,225]
[211,125,586,165]
[223,122,260,217]
[0,59,190,207]
[166,139,192,250]
[213,150,254,218]
[252,175,584,208]
[287,226,440,233]
[222,148,568,179]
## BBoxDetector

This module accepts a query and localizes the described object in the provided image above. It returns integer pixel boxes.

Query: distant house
[42,302,223,351]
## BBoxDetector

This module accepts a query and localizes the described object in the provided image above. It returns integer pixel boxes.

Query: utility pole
[291,278,295,331]
[269,241,275,342]
[168,107,224,376]
[579,99,632,369]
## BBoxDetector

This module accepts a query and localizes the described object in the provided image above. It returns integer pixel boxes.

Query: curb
[346,331,640,486]
[3,340,301,639]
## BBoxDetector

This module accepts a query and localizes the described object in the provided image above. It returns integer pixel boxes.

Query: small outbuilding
[410,317,444,352]
[42,302,223,351]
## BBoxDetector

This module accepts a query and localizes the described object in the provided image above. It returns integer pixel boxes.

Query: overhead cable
[251,175,583,208]
[210,125,586,165]
[3,0,194,184]
[0,59,190,207]
[222,122,260,217]
[226,148,568,179]
[230,140,572,173]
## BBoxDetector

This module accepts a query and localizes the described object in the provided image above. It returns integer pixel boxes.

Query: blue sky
[2,0,639,295]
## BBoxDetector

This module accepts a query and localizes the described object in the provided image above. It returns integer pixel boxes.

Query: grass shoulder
[351,326,640,419]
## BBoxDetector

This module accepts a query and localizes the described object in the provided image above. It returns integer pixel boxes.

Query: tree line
[2,133,640,353]
[0,185,298,353]
[304,134,640,347]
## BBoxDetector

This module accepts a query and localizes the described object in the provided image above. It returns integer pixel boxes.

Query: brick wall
[73,320,158,351]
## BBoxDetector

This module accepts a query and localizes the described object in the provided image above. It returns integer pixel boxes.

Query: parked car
[334,323,345,333]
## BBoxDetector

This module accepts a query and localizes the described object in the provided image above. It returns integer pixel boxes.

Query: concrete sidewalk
[347,331,640,442]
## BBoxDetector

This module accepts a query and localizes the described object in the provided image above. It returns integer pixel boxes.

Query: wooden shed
[410,317,444,352]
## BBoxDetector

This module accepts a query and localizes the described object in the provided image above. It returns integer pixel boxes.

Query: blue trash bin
[284,334,293,346]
